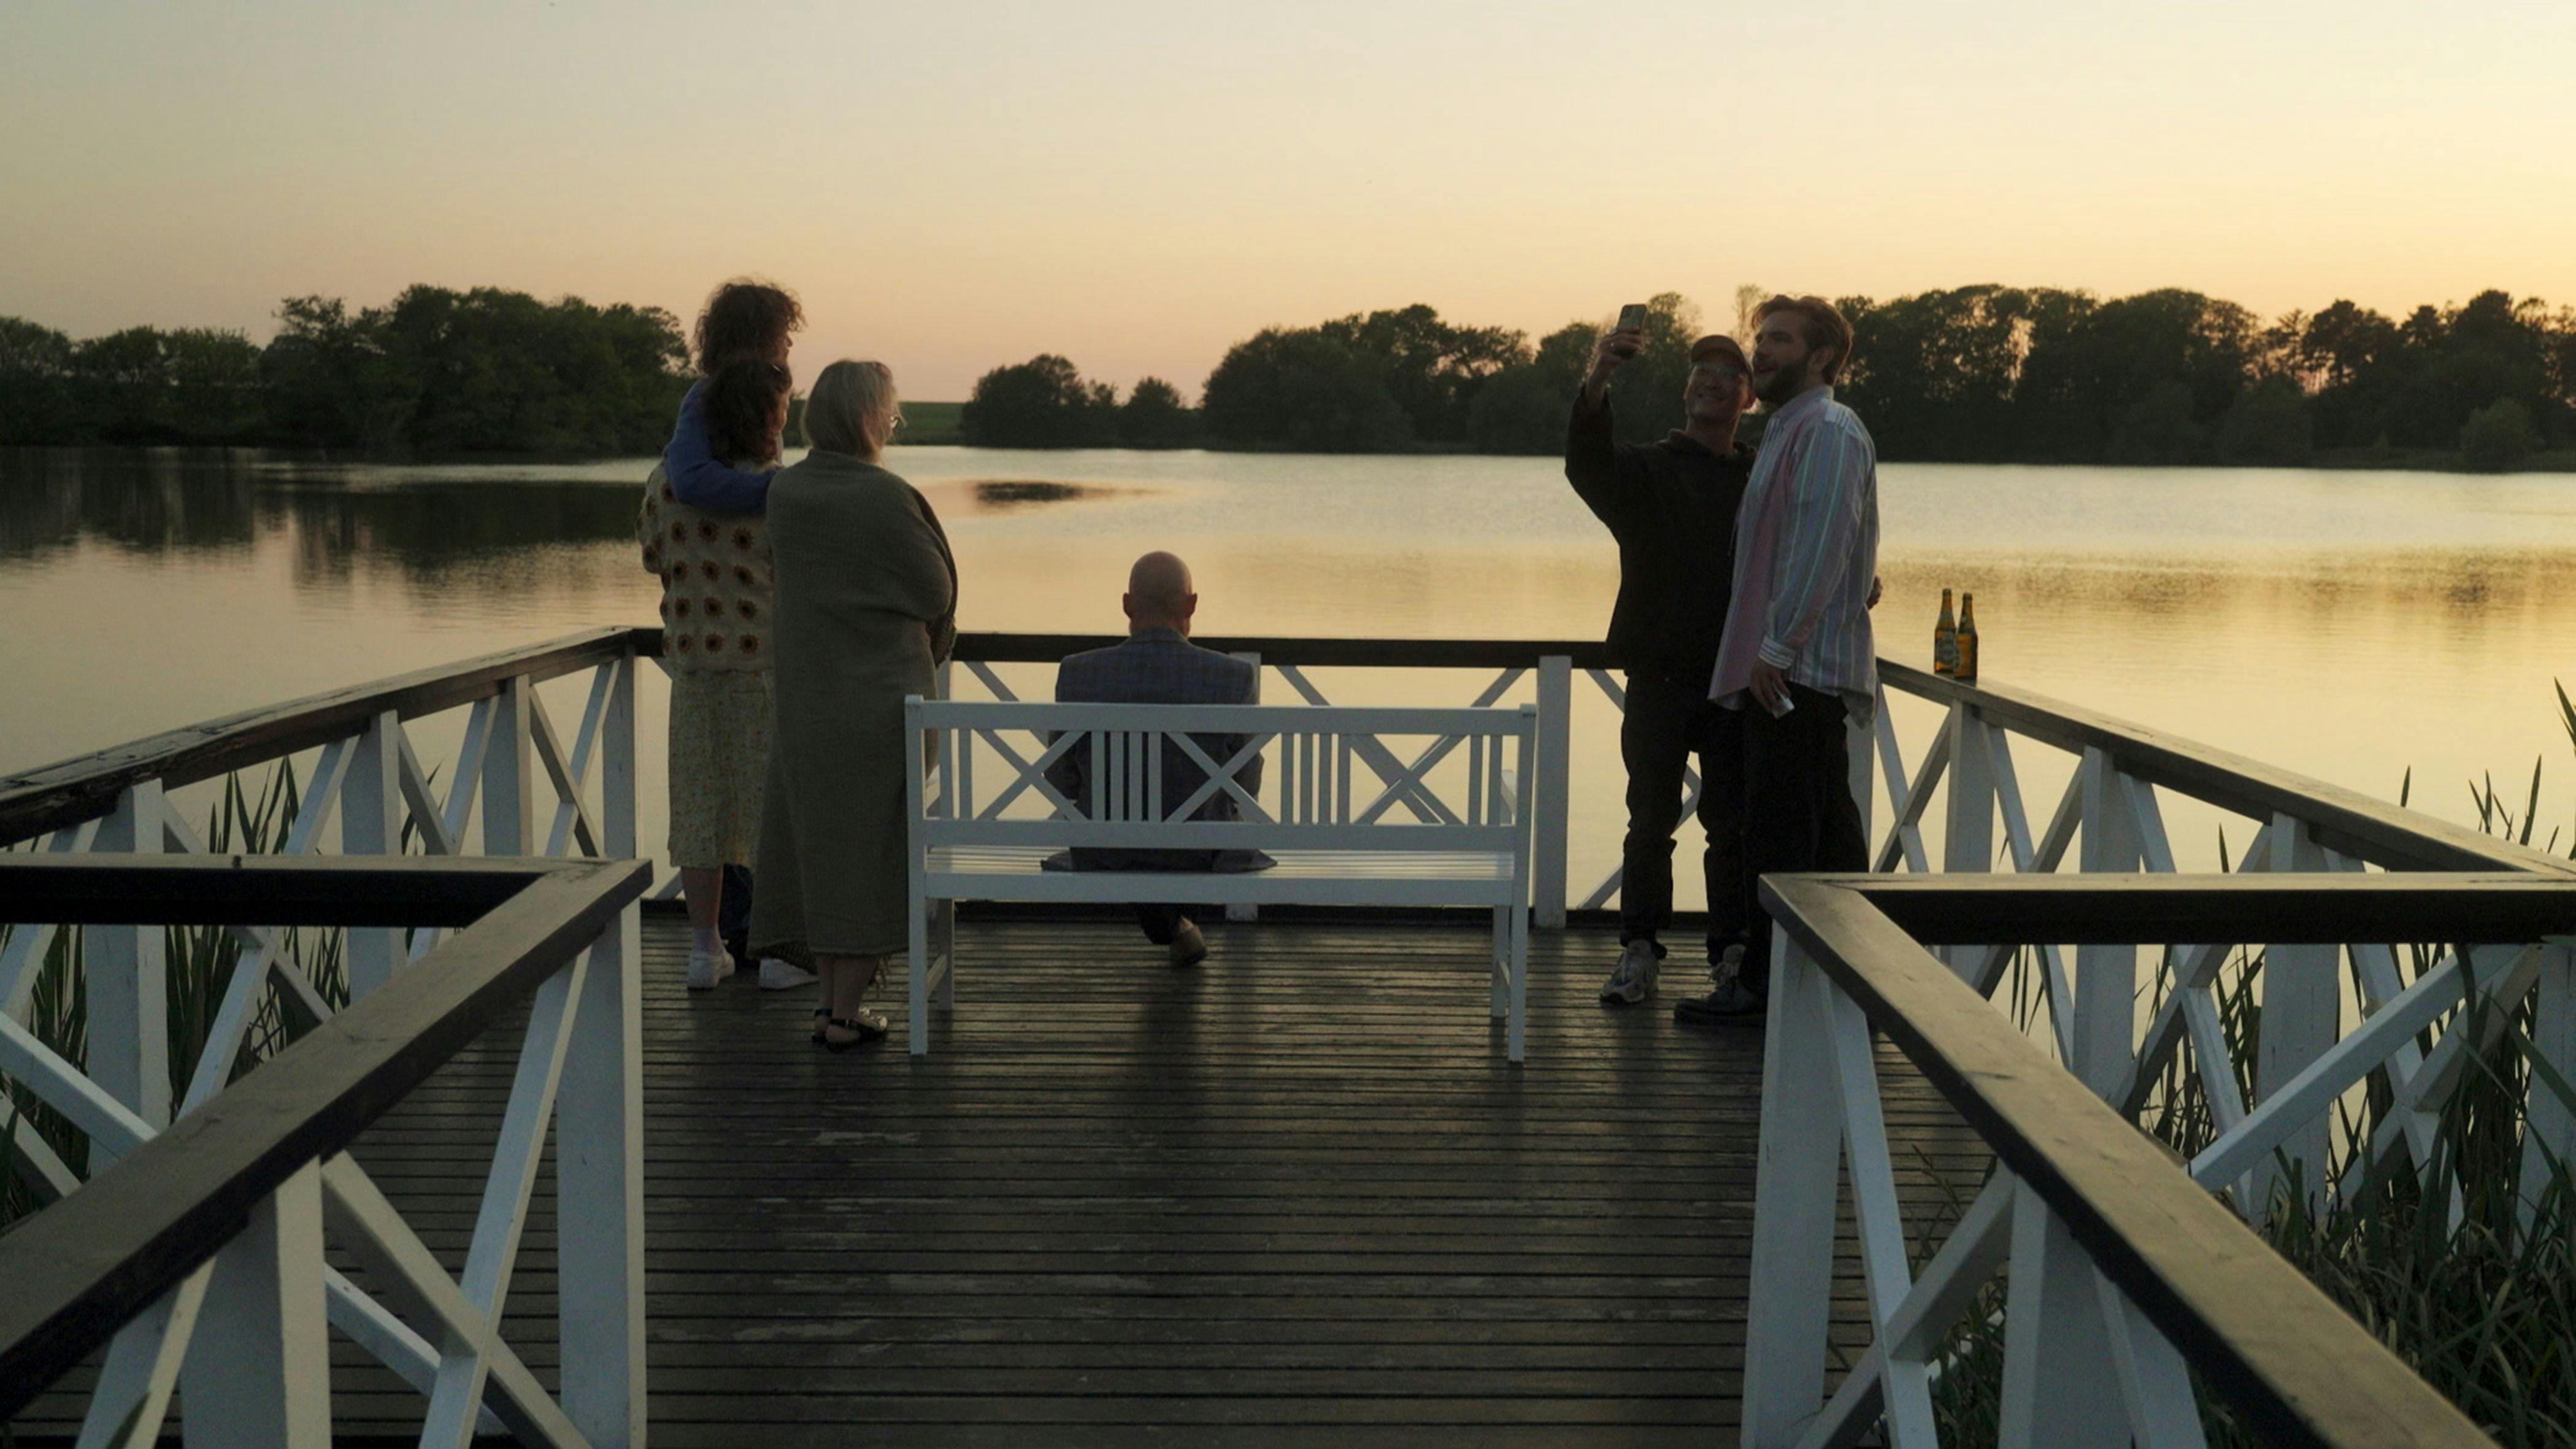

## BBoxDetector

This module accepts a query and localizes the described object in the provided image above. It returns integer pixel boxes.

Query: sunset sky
[4,0,2570,399]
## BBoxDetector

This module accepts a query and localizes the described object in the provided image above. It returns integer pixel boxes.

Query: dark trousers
[1738,683,1868,997]
[1134,904,1197,945]
[1620,671,1746,963]
[718,864,754,955]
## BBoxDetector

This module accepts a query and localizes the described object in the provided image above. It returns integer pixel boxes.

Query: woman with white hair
[748,359,958,1050]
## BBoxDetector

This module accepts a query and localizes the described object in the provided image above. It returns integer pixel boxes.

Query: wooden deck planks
[10,912,1986,1446]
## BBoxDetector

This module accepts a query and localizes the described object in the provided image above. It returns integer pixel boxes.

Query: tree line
[9,280,2570,470]
[0,286,689,453]
[963,285,2576,470]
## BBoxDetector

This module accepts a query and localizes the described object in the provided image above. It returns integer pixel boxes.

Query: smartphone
[1615,302,1649,333]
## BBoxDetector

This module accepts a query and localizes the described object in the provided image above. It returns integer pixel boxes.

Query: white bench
[902,698,1538,1060]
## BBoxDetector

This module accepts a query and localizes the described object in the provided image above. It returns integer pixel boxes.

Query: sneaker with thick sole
[757,957,817,990]
[1598,939,1661,1005]
[685,947,736,991]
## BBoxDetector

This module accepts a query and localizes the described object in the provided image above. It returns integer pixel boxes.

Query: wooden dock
[16,912,1985,1447]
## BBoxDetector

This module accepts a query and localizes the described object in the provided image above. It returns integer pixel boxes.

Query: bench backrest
[904,699,1536,856]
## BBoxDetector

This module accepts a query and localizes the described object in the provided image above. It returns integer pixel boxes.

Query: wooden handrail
[948,631,1614,669]
[1760,873,2505,1448]
[1880,660,2576,878]
[0,626,640,845]
[0,853,601,927]
[1820,870,2576,944]
[0,856,650,1418]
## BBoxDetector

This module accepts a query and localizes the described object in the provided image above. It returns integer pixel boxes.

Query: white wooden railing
[13,629,2574,1445]
[1854,661,2576,1210]
[0,856,650,1449]
[1741,873,2571,1448]
[1744,666,2576,1445]
[0,629,649,1446]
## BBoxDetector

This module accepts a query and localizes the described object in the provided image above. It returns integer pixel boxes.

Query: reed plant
[0,759,348,1234]
[1913,682,2576,1443]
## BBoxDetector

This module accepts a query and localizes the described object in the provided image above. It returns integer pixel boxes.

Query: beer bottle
[1933,588,1959,677]
[1957,593,1980,683]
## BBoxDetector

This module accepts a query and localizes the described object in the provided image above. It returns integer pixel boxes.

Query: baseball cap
[1688,334,1751,373]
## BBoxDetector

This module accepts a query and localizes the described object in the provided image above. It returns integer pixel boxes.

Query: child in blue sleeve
[665,279,805,514]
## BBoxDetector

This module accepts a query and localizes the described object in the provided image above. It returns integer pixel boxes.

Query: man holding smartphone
[1566,313,1758,1006]
[1692,294,1880,1022]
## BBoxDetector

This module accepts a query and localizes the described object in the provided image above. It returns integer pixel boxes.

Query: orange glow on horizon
[4,1,2569,400]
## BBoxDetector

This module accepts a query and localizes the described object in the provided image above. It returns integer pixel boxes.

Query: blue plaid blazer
[1045,628,1269,871]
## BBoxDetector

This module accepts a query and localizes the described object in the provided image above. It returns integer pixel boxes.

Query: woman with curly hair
[639,355,799,990]
[663,277,805,513]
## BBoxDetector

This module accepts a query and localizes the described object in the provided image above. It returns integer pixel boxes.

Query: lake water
[5,445,2574,904]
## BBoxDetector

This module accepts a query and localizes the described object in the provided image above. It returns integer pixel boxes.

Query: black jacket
[1564,388,1754,679]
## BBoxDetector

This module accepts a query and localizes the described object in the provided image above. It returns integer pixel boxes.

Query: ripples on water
[6,445,2575,887]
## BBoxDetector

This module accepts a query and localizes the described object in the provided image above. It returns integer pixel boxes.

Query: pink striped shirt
[1709,385,1880,720]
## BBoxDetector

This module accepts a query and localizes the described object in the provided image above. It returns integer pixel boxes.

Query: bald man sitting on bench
[1045,552,1272,967]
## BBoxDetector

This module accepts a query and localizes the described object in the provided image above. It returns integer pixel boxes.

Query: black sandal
[818,1009,889,1053]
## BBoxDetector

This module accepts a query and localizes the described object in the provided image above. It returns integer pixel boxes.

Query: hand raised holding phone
[1584,302,1651,399]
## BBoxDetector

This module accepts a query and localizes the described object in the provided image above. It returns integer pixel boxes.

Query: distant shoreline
[9,431,2574,477]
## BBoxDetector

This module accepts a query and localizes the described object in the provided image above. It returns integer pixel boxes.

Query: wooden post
[1227,650,1261,923]
[2258,813,2337,1216]
[909,707,936,1054]
[1997,1178,2129,1447]
[1737,931,1842,1445]
[342,711,402,999]
[89,780,170,1144]
[2074,748,2140,1099]
[556,917,645,1446]
[601,655,637,861]
[2094,1266,2213,1446]
[1942,705,1996,979]
[180,1161,330,1448]
[1533,655,1571,928]
[483,675,533,856]
[77,1265,212,1448]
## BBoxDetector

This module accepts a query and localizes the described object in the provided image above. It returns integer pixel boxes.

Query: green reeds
[163,764,348,1093]
[0,759,349,1234]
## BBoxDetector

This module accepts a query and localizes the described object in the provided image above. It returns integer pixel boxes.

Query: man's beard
[1752,361,1807,409]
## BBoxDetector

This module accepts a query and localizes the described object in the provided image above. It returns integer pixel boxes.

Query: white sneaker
[758,956,817,990]
[1598,940,1660,1004]
[685,947,735,991]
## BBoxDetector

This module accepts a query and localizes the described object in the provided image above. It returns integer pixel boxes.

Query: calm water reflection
[6,445,2574,895]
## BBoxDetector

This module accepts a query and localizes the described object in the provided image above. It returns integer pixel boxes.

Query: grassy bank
[890,400,962,445]
[2306,444,2576,475]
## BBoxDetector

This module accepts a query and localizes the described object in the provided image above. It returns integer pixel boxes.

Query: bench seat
[907,698,1537,1061]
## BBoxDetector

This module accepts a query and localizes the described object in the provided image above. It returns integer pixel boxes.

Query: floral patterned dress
[638,465,775,869]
